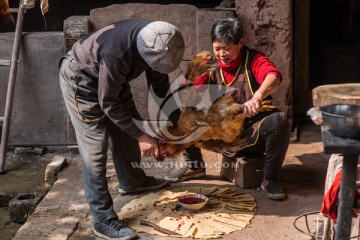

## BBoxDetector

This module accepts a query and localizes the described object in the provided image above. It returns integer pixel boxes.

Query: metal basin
[320,104,360,139]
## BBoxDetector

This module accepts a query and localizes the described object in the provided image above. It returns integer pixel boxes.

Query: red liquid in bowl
[179,198,206,205]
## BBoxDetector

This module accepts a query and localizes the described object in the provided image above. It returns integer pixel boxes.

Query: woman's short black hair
[210,18,243,44]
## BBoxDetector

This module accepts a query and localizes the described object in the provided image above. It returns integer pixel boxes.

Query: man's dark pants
[59,59,147,223]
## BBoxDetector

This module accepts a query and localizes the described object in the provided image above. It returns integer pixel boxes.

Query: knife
[140,219,181,236]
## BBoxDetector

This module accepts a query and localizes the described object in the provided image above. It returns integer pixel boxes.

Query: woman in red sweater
[166,18,290,200]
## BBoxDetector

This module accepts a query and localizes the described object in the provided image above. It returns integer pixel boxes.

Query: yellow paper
[118,186,257,238]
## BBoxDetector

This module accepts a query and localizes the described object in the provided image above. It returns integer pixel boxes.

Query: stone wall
[236,0,293,118]
[88,4,235,59]
[8,0,223,32]
[89,4,198,60]
[0,32,68,144]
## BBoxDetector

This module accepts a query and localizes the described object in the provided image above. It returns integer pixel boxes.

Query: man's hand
[137,133,159,159]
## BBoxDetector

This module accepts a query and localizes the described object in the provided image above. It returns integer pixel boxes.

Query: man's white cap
[137,21,185,73]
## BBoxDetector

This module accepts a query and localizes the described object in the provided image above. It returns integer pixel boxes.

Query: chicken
[184,51,216,81]
[156,51,277,160]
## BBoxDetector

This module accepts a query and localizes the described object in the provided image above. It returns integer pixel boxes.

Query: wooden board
[312,83,360,108]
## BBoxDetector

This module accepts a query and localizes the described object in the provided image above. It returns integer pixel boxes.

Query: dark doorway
[293,0,360,117]
[309,0,360,89]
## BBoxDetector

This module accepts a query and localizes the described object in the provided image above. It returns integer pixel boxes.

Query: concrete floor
[1,121,340,239]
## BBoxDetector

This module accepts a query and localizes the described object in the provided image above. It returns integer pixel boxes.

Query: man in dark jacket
[59,19,184,240]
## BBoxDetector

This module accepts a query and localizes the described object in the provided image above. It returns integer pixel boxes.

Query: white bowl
[178,193,208,211]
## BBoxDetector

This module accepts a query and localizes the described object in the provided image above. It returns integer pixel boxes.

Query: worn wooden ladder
[0,0,35,173]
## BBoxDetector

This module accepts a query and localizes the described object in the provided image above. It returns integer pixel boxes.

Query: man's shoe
[94,218,137,240]
[165,163,206,182]
[118,176,168,195]
[261,179,286,200]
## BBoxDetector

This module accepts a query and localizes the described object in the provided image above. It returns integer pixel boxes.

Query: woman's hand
[243,74,281,117]
[243,92,263,117]
[137,133,159,159]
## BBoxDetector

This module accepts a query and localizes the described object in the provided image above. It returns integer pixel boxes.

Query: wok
[320,104,360,139]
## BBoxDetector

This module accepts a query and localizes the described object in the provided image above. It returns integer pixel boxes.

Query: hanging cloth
[320,168,360,223]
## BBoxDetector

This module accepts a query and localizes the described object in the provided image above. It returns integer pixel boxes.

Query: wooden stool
[220,155,265,189]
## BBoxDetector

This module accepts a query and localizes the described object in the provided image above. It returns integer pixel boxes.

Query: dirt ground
[0,120,338,240]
